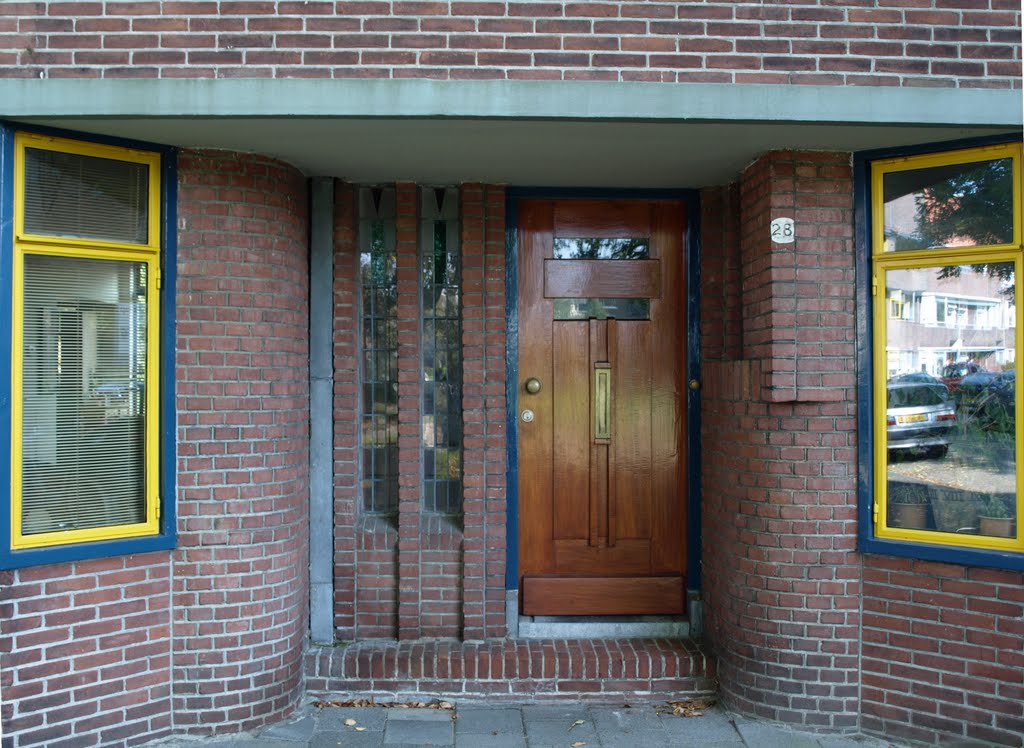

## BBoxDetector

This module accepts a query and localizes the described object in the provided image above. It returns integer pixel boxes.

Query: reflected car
[954,370,999,410]
[886,375,957,458]
[968,371,1015,434]
[942,361,985,393]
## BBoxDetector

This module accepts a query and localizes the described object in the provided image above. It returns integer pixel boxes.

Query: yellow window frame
[871,142,1024,552]
[10,133,162,550]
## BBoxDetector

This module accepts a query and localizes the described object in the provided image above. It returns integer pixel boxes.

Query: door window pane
[553,237,649,259]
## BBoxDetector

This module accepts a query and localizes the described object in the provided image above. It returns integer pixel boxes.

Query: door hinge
[155,269,162,290]
[873,502,880,523]
[871,275,878,297]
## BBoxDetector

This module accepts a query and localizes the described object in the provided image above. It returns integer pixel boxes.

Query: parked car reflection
[967,370,1015,434]
[887,373,957,458]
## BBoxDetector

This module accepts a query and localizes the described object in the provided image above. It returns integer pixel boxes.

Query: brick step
[305,638,716,701]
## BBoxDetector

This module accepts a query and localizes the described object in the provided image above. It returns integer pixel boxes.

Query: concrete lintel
[2,79,1020,128]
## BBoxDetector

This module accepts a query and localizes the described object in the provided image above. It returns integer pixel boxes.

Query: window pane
[23,147,149,245]
[422,211,463,514]
[21,254,148,535]
[883,263,1017,538]
[554,298,650,320]
[360,189,398,514]
[553,237,649,259]
[882,158,1013,252]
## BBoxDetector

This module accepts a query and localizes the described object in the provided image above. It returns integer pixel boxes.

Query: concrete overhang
[2,79,1021,187]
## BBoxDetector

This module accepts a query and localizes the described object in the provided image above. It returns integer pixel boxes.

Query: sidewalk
[149,699,907,748]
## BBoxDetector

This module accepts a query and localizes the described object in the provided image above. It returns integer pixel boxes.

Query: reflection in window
[360,188,398,514]
[883,157,1013,252]
[553,237,649,259]
[883,263,1017,538]
[421,187,462,515]
[553,298,650,320]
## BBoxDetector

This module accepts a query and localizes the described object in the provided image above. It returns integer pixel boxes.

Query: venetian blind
[23,147,149,245]
[20,254,148,535]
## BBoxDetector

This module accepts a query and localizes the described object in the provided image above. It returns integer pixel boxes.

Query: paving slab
[263,716,318,742]
[453,707,524,734]
[383,715,455,746]
[317,706,389,732]
[731,720,824,748]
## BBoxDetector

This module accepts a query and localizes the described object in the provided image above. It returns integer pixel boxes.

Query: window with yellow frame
[871,141,1024,554]
[9,131,163,552]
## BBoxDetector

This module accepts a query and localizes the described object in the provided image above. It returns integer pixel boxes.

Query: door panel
[517,198,687,616]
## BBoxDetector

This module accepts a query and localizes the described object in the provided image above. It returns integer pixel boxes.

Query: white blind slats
[21,254,148,535]
[23,147,149,245]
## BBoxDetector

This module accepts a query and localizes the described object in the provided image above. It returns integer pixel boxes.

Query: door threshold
[516,615,690,640]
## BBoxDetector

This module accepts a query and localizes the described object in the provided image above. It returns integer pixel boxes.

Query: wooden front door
[517,198,687,616]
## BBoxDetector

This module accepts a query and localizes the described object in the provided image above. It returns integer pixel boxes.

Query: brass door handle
[524,377,542,394]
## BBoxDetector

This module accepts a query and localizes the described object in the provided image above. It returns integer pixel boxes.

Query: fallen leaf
[343,718,357,727]
[355,727,366,732]
[568,719,586,731]
[572,742,586,747]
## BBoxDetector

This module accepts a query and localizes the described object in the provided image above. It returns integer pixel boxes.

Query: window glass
[23,146,150,245]
[421,207,463,515]
[553,298,650,320]
[882,157,1013,252]
[880,262,1018,540]
[20,254,148,535]
[553,237,649,259]
[360,188,399,514]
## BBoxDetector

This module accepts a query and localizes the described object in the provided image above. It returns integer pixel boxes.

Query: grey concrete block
[262,716,317,742]
[319,707,389,731]
[731,721,822,748]
[384,716,455,746]
[454,708,523,734]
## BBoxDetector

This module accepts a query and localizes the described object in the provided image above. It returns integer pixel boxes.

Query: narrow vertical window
[420,188,462,514]
[359,188,399,514]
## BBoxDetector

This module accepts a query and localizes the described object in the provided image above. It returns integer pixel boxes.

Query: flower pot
[930,488,981,533]
[979,515,1015,538]
[892,503,928,529]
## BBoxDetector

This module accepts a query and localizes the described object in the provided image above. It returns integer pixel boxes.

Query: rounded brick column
[173,151,310,733]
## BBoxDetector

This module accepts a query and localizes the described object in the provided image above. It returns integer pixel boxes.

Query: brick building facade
[0,3,1021,748]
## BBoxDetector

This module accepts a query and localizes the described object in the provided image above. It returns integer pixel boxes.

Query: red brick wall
[332,182,506,643]
[0,2,1018,87]
[700,151,862,730]
[174,150,310,732]
[0,555,173,747]
[862,558,1024,747]
[460,184,507,640]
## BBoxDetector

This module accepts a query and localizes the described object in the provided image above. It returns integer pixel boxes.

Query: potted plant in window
[889,483,930,530]
[978,496,1015,538]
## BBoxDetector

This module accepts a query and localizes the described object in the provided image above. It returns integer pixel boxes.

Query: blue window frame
[0,125,176,569]
[857,135,1024,571]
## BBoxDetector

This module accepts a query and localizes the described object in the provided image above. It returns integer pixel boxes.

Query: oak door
[517,198,688,616]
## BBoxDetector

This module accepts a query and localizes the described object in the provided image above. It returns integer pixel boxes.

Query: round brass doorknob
[524,377,542,394]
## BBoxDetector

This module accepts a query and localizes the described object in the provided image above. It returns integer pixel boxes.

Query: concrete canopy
[3,79,1020,187]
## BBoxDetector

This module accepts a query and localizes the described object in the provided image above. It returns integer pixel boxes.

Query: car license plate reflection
[897,414,927,424]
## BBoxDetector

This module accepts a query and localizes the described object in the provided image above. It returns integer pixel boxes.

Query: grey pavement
[146,700,909,748]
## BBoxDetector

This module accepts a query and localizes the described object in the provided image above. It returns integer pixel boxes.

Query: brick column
[701,152,862,730]
[395,183,423,640]
[461,184,508,640]
[174,150,309,733]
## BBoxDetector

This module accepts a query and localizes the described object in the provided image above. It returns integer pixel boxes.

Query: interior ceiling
[18,116,1015,187]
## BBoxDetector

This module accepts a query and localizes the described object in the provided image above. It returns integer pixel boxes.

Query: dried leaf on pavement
[656,697,717,718]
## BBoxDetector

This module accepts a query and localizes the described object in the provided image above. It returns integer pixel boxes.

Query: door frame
[504,187,704,611]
